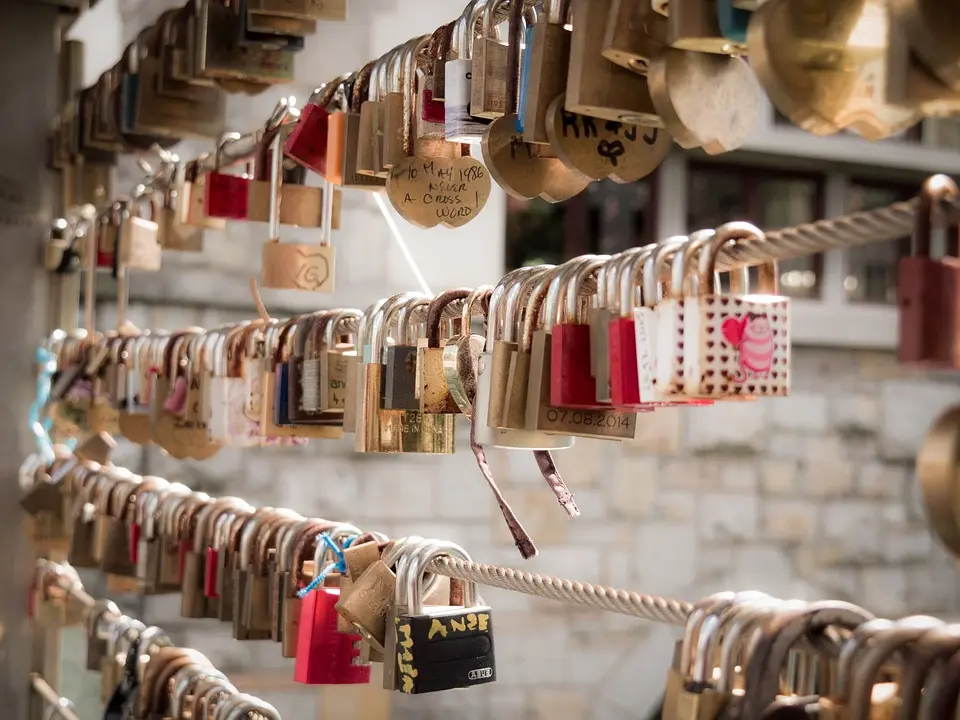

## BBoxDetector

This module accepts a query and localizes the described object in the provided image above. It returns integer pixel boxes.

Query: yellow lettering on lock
[428,618,449,640]
[450,616,467,633]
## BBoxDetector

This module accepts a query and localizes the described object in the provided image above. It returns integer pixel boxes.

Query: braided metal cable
[713,198,925,270]
[429,557,693,626]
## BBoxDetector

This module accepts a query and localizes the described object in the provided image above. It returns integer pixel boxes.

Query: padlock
[94,210,117,271]
[117,193,162,272]
[321,75,354,186]
[207,326,261,445]
[294,532,371,685]
[336,536,385,634]
[417,26,452,141]
[669,0,745,54]
[335,62,386,190]
[85,599,120,672]
[99,476,141,580]
[602,0,669,74]
[680,224,790,399]
[550,256,615,409]
[342,298,388,435]
[288,312,328,421]
[653,232,716,401]
[318,310,361,414]
[274,519,327,655]
[899,175,960,368]
[522,0,570,145]
[203,133,251,220]
[444,1,494,143]
[480,6,589,204]
[179,156,227,230]
[393,539,495,694]
[283,84,337,177]
[565,0,661,125]
[68,472,105,569]
[469,0,512,120]
[249,127,342,228]
[338,537,434,655]
[608,245,659,407]
[181,498,249,618]
[357,294,455,454]
[440,286,491,417]
[355,52,393,176]
[517,261,637,440]
[382,295,431,411]
[474,269,573,449]
[419,289,472,414]
[381,42,415,173]
[235,511,283,639]
[260,129,336,293]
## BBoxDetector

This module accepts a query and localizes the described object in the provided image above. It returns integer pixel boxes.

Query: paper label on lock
[633,307,658,401]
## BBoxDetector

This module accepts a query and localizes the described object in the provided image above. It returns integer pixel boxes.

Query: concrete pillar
[0,0,60,716]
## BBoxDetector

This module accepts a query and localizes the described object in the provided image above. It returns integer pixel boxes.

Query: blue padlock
[516,24,536,134]
[717,0,751,45]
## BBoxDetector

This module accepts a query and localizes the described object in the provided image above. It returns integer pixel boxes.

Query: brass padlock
[523,0,573,145]
[259,125,336,293]
[602,0,669,73]
[419,289,472,414]
[381,38,421,173]
[565,0,661,125]
[117,194,162,272]
[470,0,512,119]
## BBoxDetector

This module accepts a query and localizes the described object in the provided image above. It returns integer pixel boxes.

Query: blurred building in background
[55,1,960,719]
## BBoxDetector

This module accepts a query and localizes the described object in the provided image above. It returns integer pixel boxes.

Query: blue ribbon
[296,533,357,598]
[31,347,58,464]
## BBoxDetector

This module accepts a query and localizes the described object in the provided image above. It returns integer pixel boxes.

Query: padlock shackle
[615,245,656,317]
[235,507,276,568]
[322,309,362,354]
[425,288,472,349]
[916,174,960,258]
[312,522,363,571]
[716,598,790,694]
[696,222,779,296]
[254,510,302,576]
[353,61,376,113]
[277,518,320,573]
[371,292,423,361]
[192,497,250,554]
[454,0,498,57]
[666,229,715,300]
[485,266,540,348]
[561,255,608,325]
[170,665,227,720]
[501,265,552,345]
[642,236,685,308]
[404,539,476,615]
[543,257,591,328]
[518,266,561,353]
[688,590,773,686]
[462,285,493,330]
[396,295,431,346]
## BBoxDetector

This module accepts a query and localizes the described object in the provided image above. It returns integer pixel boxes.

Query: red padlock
[203,171,250,220]
[95,209,117,270]
[129,522,141,565]
[609,245,660,407]
[284,102,331,177]
[551,257,610,409]
[204,547,219,598]
[294,585,371,685]
[899,174,960,367]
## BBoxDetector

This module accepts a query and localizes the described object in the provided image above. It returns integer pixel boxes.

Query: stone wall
[101,294,960,720]
[64,1,960,718]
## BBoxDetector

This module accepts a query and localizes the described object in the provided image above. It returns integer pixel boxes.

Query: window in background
[843,180,915,304]
[505,178,657,270]
[687,163,825,299]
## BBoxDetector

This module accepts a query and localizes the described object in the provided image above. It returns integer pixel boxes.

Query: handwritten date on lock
[389,160,486,223]
[558,111,659,166]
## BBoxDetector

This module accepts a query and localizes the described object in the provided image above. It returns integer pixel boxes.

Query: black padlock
[381,296,429,411]
[394,544,496,695]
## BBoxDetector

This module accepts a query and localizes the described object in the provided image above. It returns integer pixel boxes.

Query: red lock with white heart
[680,222,790,399]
